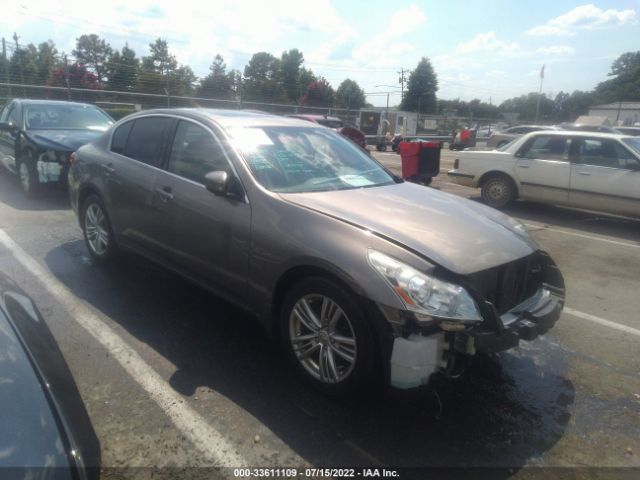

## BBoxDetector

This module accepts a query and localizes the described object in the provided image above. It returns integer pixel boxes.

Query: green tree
[280,48,304,103]
[594,51,640,103]
[335,79,366,109]
[400,57,438,113]
[499,93,554,122]
[553,90,593,122]
[105,43,139,91]
[72,34,113,86]
[196,54,235,99]
[300,77,334,107]
[242,52,284,102]
[10,43,39,88]
[35,41,58,86]
[142,38,177,75]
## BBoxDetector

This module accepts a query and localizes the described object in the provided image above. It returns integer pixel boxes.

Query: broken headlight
[368,249,482,322]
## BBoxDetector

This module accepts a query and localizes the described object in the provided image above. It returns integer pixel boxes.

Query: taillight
[454,158,459,169]
[69,152,77,165]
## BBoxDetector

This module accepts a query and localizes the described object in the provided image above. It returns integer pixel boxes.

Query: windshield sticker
[339,175,375,187]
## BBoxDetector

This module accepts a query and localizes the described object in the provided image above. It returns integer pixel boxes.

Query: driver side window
[167,121,230,184]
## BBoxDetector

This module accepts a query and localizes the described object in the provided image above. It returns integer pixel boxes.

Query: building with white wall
[588,102,640,126]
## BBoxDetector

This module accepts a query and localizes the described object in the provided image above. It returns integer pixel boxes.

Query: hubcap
[289,294,357,384]
[487,180,508,201]
[85,203,109,256]
[19,163,30,192]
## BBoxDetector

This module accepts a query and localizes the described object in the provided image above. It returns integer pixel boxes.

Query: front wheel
[81,194,118,264]
[280,277,375,395]
[481,175,516,209]
[18,152,41,197]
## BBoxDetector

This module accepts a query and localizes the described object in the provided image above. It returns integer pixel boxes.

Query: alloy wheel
[84,203,110,256]
[289,294,357,384]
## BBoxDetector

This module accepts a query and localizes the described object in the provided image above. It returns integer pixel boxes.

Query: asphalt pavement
[0,150,638,479]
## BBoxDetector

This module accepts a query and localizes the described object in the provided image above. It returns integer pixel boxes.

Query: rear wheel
[81,194,118,264]
[280,277,375,395]
[17,151,41,197]
[481,174,516,209]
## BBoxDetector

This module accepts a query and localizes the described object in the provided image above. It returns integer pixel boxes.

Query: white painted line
[563,307,640,337]
[0,229,248,468]
[523,223,640,249]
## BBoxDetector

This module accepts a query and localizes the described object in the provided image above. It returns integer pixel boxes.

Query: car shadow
[0,166,70,211]
[45,242,574,476]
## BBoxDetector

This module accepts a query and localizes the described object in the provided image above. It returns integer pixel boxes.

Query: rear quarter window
[110,121,133,155]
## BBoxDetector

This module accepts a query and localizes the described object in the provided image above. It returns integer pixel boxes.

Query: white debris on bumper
[390,333,444,389]
[37,161,62,183]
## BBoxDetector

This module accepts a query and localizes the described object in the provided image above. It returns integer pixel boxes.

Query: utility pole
[534,64,545,123]
[397,68,407,101]
[13,32,25,97]
[1,38,10,98]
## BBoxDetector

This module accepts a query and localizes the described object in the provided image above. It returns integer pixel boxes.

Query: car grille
[466,252,544,315]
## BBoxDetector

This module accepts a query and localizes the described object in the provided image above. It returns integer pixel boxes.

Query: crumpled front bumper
[463,287,564,353]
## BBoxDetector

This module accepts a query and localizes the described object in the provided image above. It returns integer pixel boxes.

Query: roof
[523,130,630,140]
[288,114,341,121]
[590,102,640,110]
[121,108,314,129]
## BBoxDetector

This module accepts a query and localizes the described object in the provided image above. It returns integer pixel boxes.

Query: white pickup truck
[448,130,640,218]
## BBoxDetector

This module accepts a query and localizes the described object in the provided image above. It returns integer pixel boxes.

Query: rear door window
[123,117,172,167]
[521,135,571,161]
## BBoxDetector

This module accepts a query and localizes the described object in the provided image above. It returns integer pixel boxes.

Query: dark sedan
[0,272,100,478]
[69,109,564,395]
[0,99,113,196]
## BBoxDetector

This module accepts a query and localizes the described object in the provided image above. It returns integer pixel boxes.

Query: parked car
[486,125,560,149]
[287,114,367,150]
[559,123,621,134]
[0,271,100,478]
[0,99,113,196]
[613,126,640,136]
[448,130,640,218]
[69,109,564,394]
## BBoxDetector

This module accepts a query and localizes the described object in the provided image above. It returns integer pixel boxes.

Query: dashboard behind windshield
[229,126,395,193]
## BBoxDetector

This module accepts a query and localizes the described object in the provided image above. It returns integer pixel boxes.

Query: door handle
[517,165,530,168]
[576,171,591,176]
[101,163,115,173]
[155,186,174,201]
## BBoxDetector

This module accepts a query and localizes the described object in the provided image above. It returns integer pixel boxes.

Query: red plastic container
[398,141,441,182]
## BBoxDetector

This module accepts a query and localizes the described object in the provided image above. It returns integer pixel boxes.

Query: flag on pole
[540,64,545,79]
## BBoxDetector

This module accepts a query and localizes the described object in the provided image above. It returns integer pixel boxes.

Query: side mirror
[204,171,243,199]
[0,122,17,134]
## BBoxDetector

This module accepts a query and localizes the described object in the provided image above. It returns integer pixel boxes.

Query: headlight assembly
[368,249,482,322]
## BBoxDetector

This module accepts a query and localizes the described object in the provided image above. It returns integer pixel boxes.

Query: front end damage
[36,150,71,185]
[382,250,565,389]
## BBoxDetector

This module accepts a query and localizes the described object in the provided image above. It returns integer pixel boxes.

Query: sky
[1,0,639,107]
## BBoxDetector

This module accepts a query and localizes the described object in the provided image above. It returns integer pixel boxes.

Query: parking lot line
[563,307,640,337]
[523,223,640,249]
[0,228,249,469]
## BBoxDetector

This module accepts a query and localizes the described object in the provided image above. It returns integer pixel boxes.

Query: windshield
[622,138,640,157]
[25,104,113,130]
[228,126,395,193]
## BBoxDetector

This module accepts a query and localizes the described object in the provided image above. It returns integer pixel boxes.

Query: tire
[280,277,375,396]
[17,151,41,197]
[481,174,516,209]
[81,194,118,264]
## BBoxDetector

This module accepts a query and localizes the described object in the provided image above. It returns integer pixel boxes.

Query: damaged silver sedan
[68,109,565,395]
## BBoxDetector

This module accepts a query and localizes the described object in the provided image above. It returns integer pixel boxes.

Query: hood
[280,182,537,275]
[25,129,104,152]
